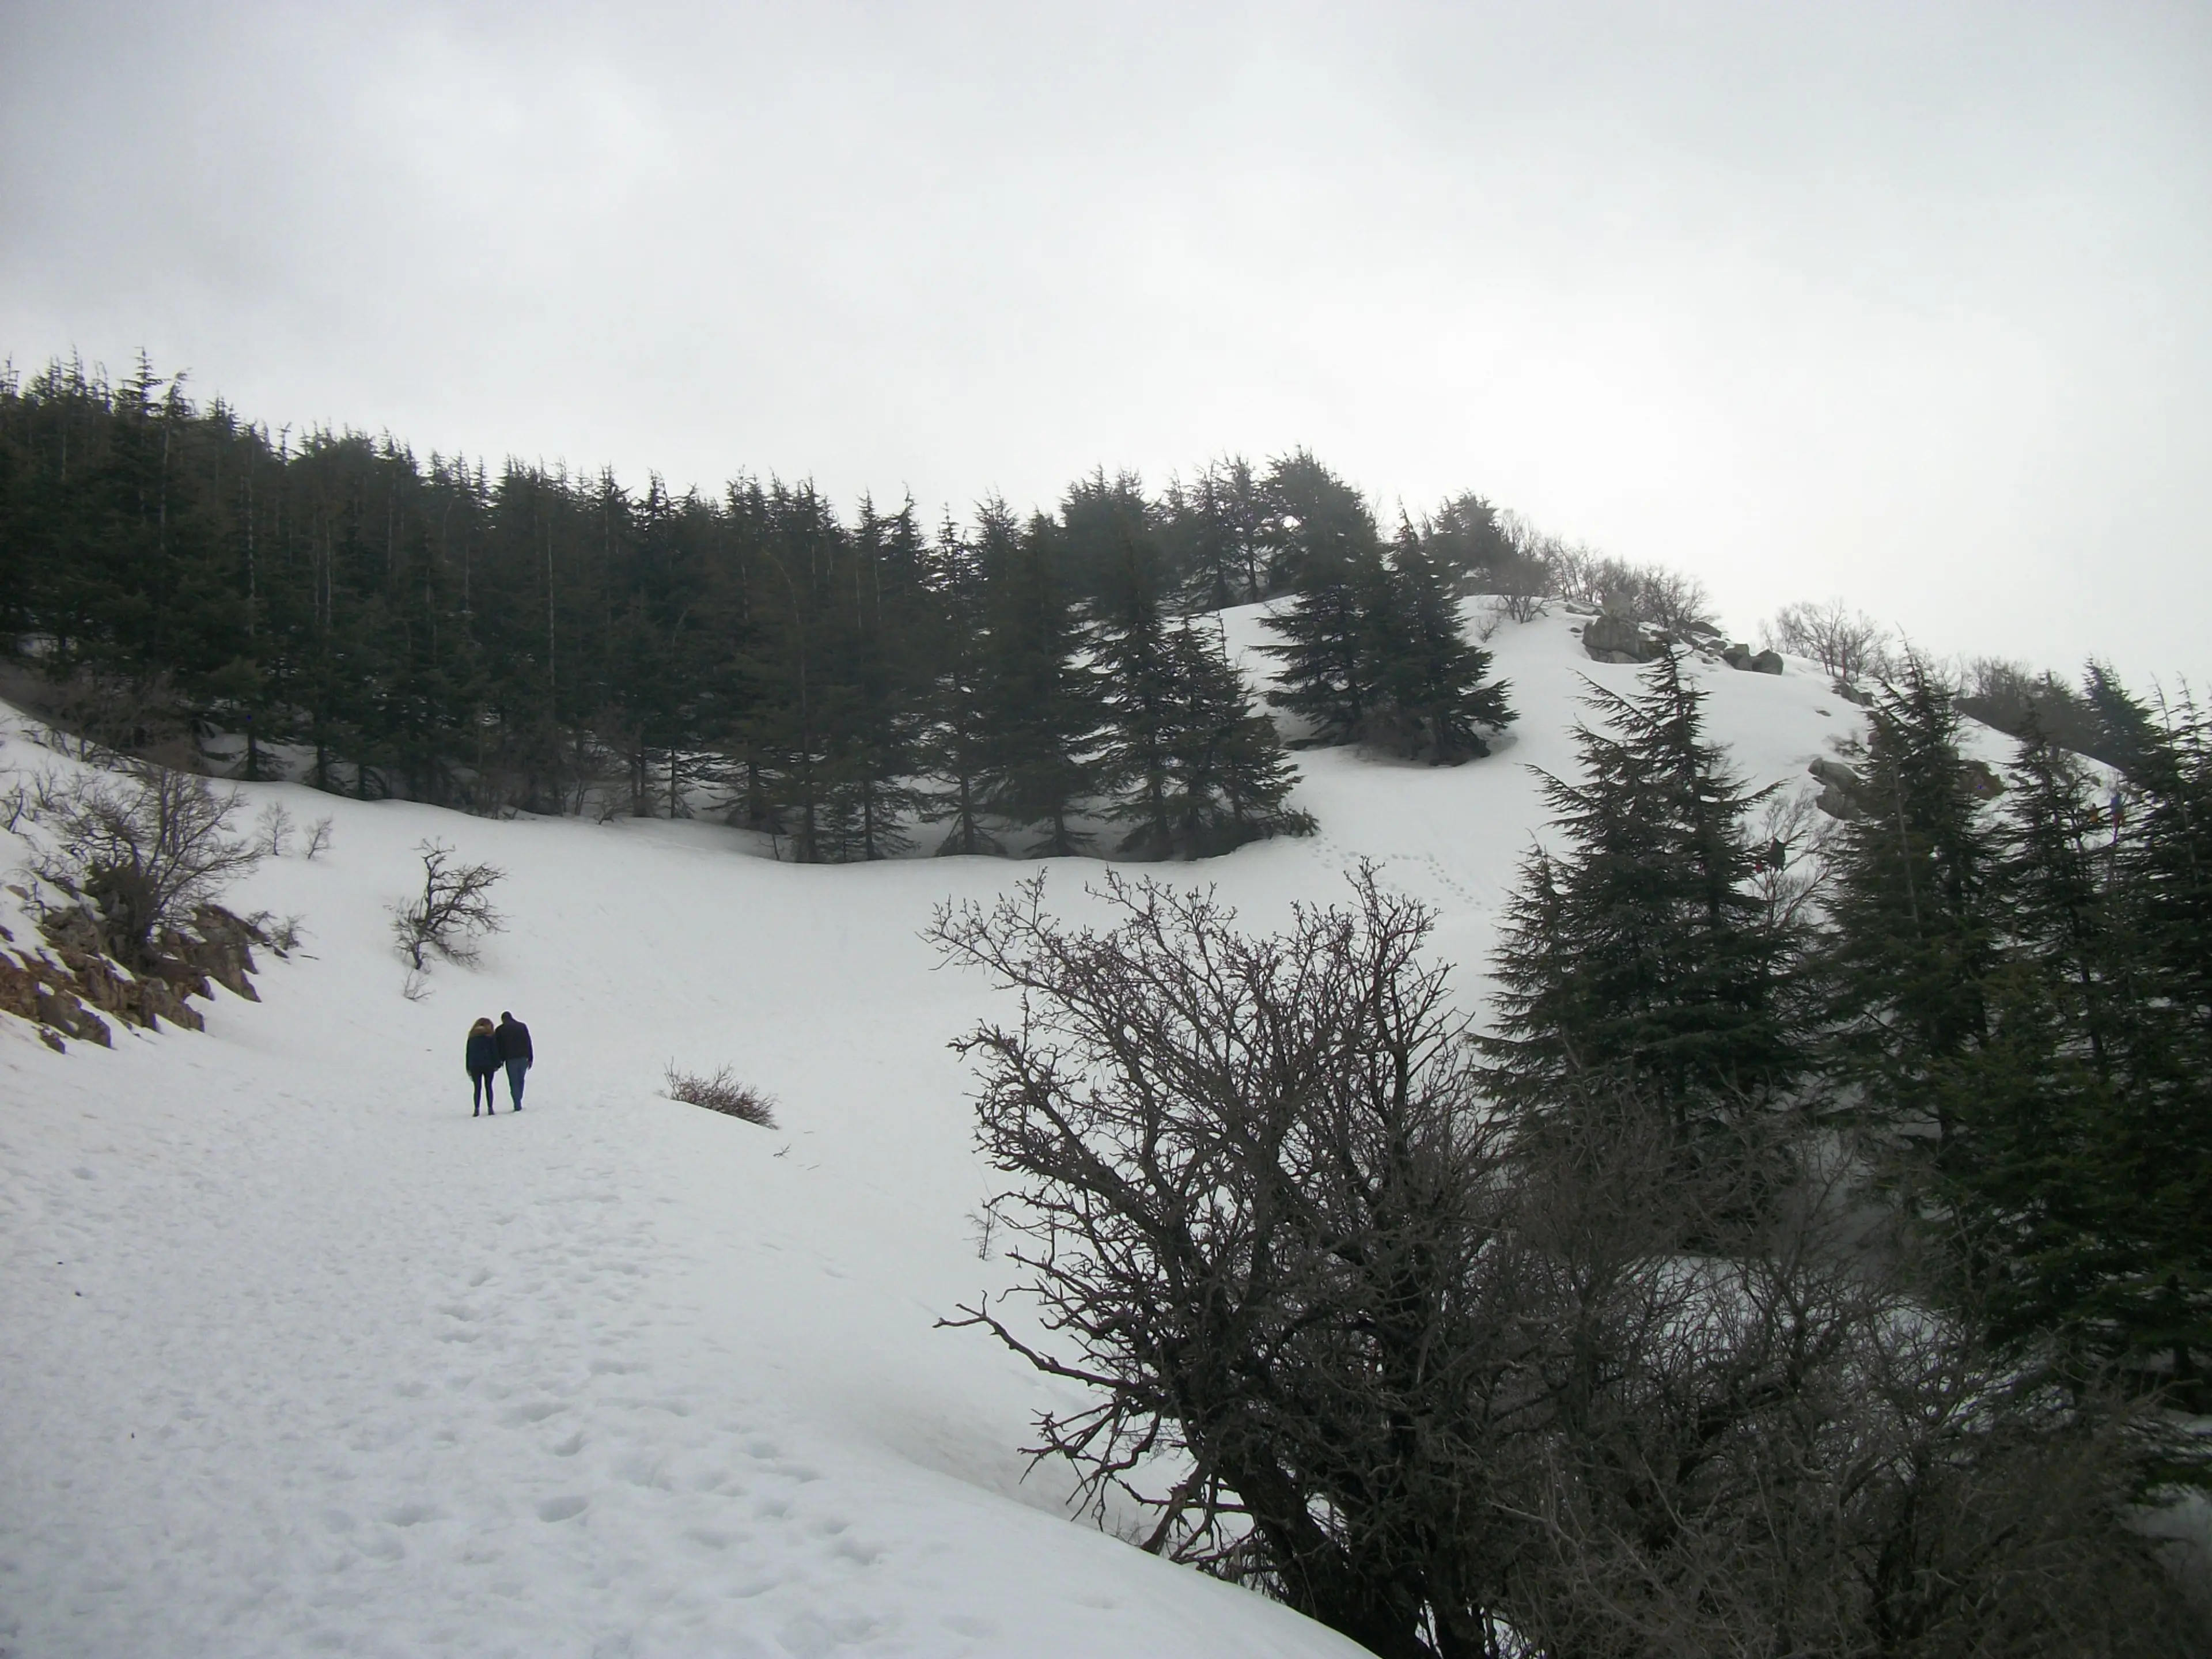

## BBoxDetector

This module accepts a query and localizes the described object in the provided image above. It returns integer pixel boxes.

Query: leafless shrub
[1536,543,1716,634]
[0,772,32,833]
[930,869,2204,1658]
[389,840,504,971]
[664,1063,777,1127]
[1630,564,1717,634]
[302,816,334,859]
[255,911,307,955]
[28,764,263,967]
[1763,597,1896,684]
[4,762,75,824]
[253,801,294,856]
[932,867,1534,1647]
[1490,554,1552,623]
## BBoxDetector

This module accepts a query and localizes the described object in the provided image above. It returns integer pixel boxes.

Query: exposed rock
[1835,681,1875,707]
[1719,642,1785,675]
[7,901,272,1048]
[1582,614,1664,664]
[1809,756,1868,821]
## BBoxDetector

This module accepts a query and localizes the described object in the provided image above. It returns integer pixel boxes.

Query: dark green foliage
[1162,456,1266,610]
[1823,654,2002,1147]
[914,515,1000,857]
[1160,619,1312,854]
[1823,661,2212,1406]
[0,359,1392,861]
[975,504,1100,856]
[1369,531,1514,762]
[1408,490,1513,593]
[1260,511,1515,762]
[1483,649,1809,1148]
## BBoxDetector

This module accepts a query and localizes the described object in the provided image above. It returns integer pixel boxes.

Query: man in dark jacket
[496,1011,533,1110]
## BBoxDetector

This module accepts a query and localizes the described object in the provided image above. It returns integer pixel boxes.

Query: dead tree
[1764,598,1895,685]
[931,872,2205,1659]
[390,840,505,971]
[931,866,1537,1657]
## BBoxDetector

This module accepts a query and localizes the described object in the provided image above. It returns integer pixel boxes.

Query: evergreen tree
[1162,618,1312,854]
[1372,531,1514,762]
[2096,690,2212,1396]
[915,515,999,855]
[1090,529,1181,856]
[978,503,1098,855]
[1164,456,1264,609]
[1413,490,1512,593]
[1823,656,2001,1154]
[1259,539,1390,742]
[1484,650,1809,1147]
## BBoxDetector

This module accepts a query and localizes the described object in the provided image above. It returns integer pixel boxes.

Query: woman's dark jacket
[465,1029,501,1076]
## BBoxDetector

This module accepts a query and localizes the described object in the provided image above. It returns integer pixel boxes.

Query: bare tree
[389,840,505,971]
[253,801,294,856]
[1488,554,1552,624]
[931,868,1532,1656]
[30,764,263,967]
[931,871,2205,1659]
[1763,598,1895,685]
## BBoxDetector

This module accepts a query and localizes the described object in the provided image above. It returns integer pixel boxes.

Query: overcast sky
[5,1,2207,683]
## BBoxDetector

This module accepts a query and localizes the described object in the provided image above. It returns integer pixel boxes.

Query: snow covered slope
[0,607,1907,1657]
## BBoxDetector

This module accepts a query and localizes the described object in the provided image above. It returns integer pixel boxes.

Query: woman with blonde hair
[465,1016,502,1116]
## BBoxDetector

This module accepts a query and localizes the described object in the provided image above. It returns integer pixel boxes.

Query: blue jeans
[505,1058,529,1108]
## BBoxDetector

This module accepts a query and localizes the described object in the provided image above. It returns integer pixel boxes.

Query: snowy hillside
[0,607,1897,1657]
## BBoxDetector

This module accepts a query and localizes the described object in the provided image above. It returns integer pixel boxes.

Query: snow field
[0,607,1872,1656]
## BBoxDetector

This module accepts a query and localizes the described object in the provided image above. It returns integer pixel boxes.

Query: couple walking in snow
[467,1012,533,1116]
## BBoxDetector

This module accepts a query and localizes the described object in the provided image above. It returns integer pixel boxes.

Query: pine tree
[1932,724,2127,1356]
[1260,541,1391,742]
[1091,531,1181,855]
[1372,532,1514,763]
[2096,689,2212,1397]
[978,505,1098,855]
[1163,618,1312,854]
[1823,656,2001,1154]
[1165,457,1265,609]
[916,516,1000,856]
[1483,650,1808,1148]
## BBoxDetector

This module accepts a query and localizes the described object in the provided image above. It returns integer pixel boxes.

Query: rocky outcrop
[1581,615,1665,664]
[1806,753,2004,823]
[3,903,281,1052]
[1721,643,1785,674]
[1809,757,1867,820]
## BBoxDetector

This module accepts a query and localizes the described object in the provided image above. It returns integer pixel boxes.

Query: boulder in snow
[1582,613,1662,664]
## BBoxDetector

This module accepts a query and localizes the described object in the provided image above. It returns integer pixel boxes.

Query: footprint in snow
[536,1495,589,1522]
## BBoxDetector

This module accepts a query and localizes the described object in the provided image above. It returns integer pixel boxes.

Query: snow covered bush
[389,840,503,972]
[664,1065,777,1127]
